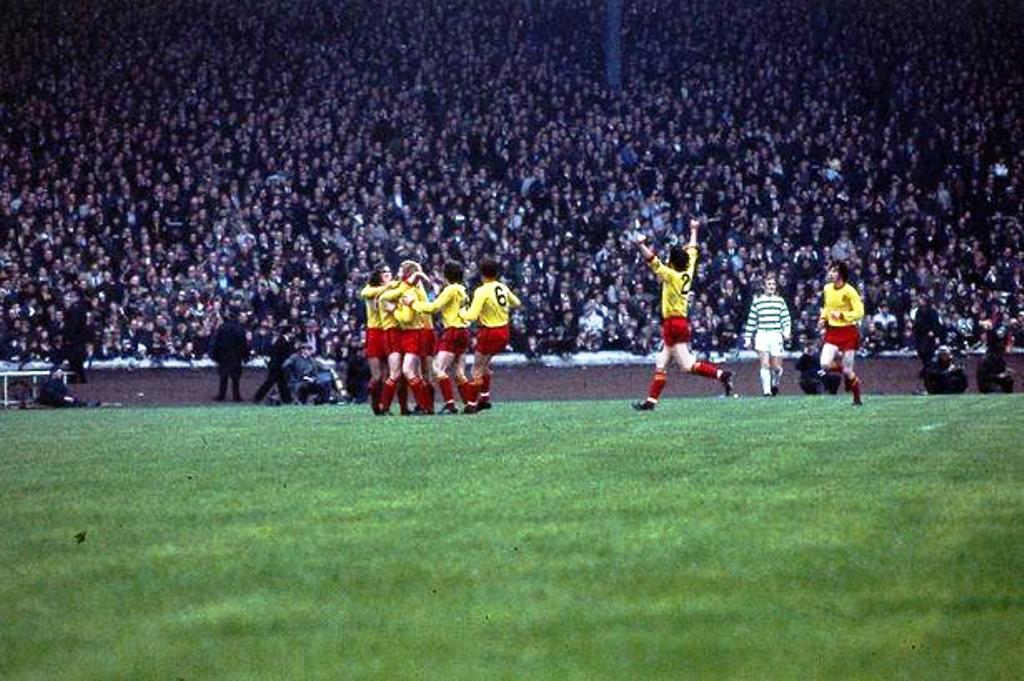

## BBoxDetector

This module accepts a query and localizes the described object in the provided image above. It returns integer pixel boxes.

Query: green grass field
[2,396,1022,680]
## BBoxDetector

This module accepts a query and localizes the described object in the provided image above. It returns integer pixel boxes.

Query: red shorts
[438,327,470,356]
[384,328,403,356]
[365,328,388,360]
[824,325,860,352]
[419,327,437,358]
[661,316,692,346]
[476,325,510,356]
[399,329,422,355]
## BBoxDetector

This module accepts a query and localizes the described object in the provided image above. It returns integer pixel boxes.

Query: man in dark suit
[62,290,91,384]
[211,307,250,402]
[912,295,943,377]
[252,322,296,404]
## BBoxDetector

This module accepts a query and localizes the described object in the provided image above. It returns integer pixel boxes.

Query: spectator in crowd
[870,304,898,346]
[923,346,968,394]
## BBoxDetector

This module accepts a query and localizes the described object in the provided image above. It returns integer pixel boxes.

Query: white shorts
[754,331,785,356]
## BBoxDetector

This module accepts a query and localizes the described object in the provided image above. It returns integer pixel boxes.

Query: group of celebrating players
[360,257,520,415]
[359,218,864,415]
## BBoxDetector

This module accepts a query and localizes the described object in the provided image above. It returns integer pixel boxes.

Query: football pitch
[2,396,1022,680]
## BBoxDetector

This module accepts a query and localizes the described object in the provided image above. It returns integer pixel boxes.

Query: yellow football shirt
[413,283,468,329]
[461,280,521,327]
[820,282,864,327]
[359,283,388,329]
[648,246,698,319]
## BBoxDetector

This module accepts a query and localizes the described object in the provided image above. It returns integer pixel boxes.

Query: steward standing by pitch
[211,306,250,402]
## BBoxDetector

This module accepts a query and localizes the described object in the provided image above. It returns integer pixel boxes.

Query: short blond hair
[399,260,420,278]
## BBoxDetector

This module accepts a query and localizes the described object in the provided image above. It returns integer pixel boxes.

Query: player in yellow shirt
[408,261,471,414]
[819,261,865,405]
[633,218,733,411]
[378,260,434,414]
[372,271,411,415]
[460,258,521,413]
[359,263,393,414]
[414,271,439,414]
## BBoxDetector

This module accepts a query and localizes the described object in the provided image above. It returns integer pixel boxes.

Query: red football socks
[480,373,492,403]
[648,370,667,402]
[409,378,433,413]
[369,379,382,413]
[456,378,473,406]
[438,376,456,405]
[849,374,863,403]
[397,378,410,414]
[690,361,720,379]
[379,378,397,412]
[466,378,482,407]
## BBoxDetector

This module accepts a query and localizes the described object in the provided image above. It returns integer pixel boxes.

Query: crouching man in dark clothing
[924,346,968,394]
[977,328,1014,393]
[283,344,332,405]
[37,368,90,408]
[796,341,841,395]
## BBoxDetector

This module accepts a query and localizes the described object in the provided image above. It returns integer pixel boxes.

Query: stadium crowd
[1,0,1022,372]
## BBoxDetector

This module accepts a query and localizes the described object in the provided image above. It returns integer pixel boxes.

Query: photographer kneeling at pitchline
[282,343,333,405]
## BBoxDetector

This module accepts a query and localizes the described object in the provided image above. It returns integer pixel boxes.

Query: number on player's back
[495,285,508,307]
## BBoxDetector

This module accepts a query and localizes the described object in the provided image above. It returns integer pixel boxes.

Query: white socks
[760,366,784,395]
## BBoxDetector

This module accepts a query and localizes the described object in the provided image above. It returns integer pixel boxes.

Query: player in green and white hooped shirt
[743,273,792,396]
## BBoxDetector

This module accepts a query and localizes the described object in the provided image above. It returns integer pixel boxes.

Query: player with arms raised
[378,260,434,414]
[743,273,792,397]
[460,258,521,413]
[409,261,471,414]
[819,261,865,406]
[633,218,733,411]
